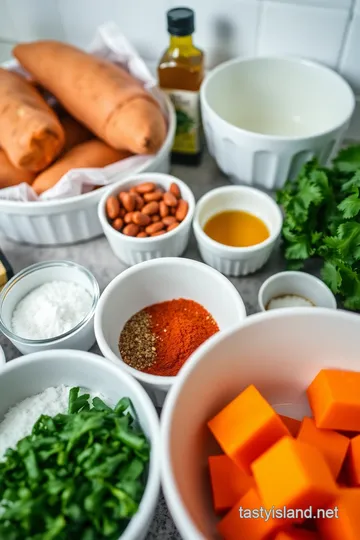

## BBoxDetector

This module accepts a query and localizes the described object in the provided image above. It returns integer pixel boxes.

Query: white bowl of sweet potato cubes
[98,173,195,266]
[161,308,360,540]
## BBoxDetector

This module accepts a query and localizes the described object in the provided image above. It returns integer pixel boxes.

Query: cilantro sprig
[0,388,150,539]
[277,144,360,310]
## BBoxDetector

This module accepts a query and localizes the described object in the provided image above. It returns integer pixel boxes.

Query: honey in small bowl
[203,210,269,248]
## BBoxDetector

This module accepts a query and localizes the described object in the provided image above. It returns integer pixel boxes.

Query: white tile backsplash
[339,12,360,93]
[59,0,168,59]
[0,43,15,63]
[257,1,350,69]
[6,0,66,42]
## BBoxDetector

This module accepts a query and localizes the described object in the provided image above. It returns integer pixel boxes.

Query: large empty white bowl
[161,308,360,540]
[0,349,161,540]
[94,257,246,407]
[201,57,355,189]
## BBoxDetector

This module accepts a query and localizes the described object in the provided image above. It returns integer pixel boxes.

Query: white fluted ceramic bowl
[201,57,355,189]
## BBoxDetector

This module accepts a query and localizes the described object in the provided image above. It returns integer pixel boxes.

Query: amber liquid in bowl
[203,210,269,248]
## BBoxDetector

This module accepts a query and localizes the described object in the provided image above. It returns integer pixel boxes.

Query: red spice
[143,298,219,377]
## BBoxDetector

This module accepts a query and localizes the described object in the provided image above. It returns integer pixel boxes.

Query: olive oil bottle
[158,7,204,165]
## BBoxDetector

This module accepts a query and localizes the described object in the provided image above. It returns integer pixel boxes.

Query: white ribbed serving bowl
[193,185,283,276]
[98,173,195,266]
[201,57,355,189]
[0,95,176,246]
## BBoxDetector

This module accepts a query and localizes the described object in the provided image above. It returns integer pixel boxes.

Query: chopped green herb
[277,144,360,310]
[0,388,150,539]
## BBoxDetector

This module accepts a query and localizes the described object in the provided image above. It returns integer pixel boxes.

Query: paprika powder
[119,298,219,377]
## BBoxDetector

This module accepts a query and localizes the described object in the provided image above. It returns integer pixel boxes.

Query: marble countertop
[0,151,288,539]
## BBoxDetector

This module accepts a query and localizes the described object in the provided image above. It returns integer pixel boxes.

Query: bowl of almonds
[98,173,196,266]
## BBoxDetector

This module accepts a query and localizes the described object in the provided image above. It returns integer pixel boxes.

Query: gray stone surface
[0,151,288,539]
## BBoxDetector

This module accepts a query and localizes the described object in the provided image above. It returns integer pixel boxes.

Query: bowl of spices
[258,271,337,312]
[94,257,246,406]
[193,185,283,276]
[0,260,100,355]
[98,173,195,266]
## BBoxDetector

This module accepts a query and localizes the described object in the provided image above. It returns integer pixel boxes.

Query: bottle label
[165,89,201,154]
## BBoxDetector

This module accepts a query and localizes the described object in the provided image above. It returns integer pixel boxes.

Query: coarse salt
[0,385,106,460]
[11,280,93,340]
[0,385,70,460]
[267,295,314,310]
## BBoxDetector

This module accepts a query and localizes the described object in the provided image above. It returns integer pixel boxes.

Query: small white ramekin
[98,173,196,266]
[94,257,246,407]
[0,260,100,355]
[193,185,283,276]
[258,271,337,311]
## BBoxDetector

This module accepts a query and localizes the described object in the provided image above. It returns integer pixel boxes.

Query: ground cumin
[119,298,219,377]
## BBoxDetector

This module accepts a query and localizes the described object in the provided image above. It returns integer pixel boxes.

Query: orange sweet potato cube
[208,454,255,513]
[297,417,349,478]
[347,434,360,486]
[317,488,360,540]
[274,529,319,539]
[208,385,290,474]
[280,415,302,438]
[307,370,360,431]
[251,436,337,520]
[217,487,286,540]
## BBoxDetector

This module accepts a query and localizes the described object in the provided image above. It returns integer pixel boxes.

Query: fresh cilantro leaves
[0,388,150,539]
[277,144,360,310]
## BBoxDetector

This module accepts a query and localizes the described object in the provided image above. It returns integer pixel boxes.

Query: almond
[124,212,134,224]
[135,182,156,194]
[142,201,159,215]
[123,224,139,237]
[106,196,120,220]
[135,194,144,210]
[145,221,165,235]
[159,201,169,218]
[175,199,189,222]
[144,191,163,202]
[120,192,136,212]
[137,231,148,238]
[162,216,177,227]
[132,211,151,226]
[152,214,161,223]
[170,182,181,199]
[163,191,178,207]
[151,230,166,237]
[112,217,124,231]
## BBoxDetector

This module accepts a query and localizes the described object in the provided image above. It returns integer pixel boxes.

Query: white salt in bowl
[0,349,161,540]
[94,257,246,407]
[258,271,337,312]
[0,260,100,355]
[161,308,360,540]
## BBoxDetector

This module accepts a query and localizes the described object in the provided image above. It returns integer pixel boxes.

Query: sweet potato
[14,41,167,155]
[61,115,92,153]
[0,150,36,189]
[0,68,65,172]
[32,139,131,195]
